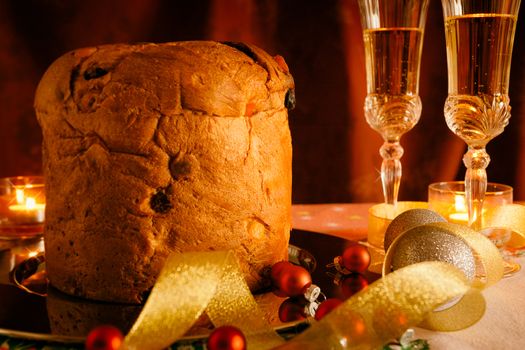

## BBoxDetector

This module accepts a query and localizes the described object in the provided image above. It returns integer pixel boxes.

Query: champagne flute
[357,0,430,207]
[441,0,521,230]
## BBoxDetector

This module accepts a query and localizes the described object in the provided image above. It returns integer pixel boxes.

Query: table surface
[0,203,523,349]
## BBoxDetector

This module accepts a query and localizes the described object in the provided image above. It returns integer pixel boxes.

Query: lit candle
[8,195,45,224]
[429,181,513,231]
[448,194,468,224]
[0,176,46,238]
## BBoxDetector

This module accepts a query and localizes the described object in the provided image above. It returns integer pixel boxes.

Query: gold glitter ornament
[430,222,503,289]
[383,209,446,251]
[384,224,476,281]
[381,221,504,331]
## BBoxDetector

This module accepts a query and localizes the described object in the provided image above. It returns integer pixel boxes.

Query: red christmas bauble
[340,273,369,300]
[270,261,293,285]
[85,325,123,350]
[341,244,371,273]
[278,298,307,322]
[314,298,343,321]
[277,265,312,297]
[272,287,290,298]
[207,326,246,350]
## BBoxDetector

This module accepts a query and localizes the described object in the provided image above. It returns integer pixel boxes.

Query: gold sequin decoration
[121,251,477,350]
[123,251,283,350]
[430,222,504,289]
[382,220,504,332]
[385,225,477,281]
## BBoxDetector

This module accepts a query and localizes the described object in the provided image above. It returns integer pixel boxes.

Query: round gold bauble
[385,224,476,281]
[383,209,446,251]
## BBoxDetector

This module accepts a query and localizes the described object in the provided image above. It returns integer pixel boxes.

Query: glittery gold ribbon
[120,203,525,349]
[379,203,525,332]
[407,222,501,331]
[275,262,473,349]
[123,251,284,350]
[121,250,480,350]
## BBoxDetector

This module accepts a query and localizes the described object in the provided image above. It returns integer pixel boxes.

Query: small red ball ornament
[340,273,369,300]
[272,287,290,298]
[314,298,343,321]
[278,298,308,322]
[85,325,123,350]
[277,265,312,297]
[341,244,371,273]
[207,326,246,350]
[270,261,293,284]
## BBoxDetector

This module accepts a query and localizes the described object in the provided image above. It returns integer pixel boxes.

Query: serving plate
[0,229,375,348]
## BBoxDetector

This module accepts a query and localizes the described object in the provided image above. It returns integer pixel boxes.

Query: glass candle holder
[428,181,512,226]
[0,176,46,240]
[429,181,519,275]
[0,236,44,283]
[367,201,428,273]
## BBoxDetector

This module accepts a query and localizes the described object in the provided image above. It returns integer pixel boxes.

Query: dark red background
[0,0,524,202]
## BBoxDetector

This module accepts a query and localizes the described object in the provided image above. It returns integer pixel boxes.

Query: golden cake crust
[35,41,294,303]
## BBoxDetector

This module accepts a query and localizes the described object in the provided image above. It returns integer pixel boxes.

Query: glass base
[484,228,522,278]
[0,225,44,241]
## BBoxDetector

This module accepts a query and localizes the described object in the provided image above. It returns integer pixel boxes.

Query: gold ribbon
[122,252,477,349]
[382,221,501,331]
[123,251,284,350]
[120,203,525,349]
[275,262,473,349]
[379,202,525,332]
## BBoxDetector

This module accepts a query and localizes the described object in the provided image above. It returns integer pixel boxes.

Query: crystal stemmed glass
[441,0,521,230]
[357,0,430,207]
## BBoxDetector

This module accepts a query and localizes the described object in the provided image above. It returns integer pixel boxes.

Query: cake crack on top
[221,41,258,62]
[83,66,108,80]
[244,117,253,165]
[69,65,81,99]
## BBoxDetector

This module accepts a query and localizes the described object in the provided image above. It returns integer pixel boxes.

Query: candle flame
[15,189,25,204]
[454,194,466,212]
[25,197,36,209]
[449,194,469,224]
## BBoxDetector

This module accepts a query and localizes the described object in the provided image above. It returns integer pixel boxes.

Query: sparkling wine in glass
[441,0,521,229]
[358,0,430,206]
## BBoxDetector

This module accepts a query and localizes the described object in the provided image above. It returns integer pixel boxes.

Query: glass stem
[380,141,403,206]
[463,147,490,230]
